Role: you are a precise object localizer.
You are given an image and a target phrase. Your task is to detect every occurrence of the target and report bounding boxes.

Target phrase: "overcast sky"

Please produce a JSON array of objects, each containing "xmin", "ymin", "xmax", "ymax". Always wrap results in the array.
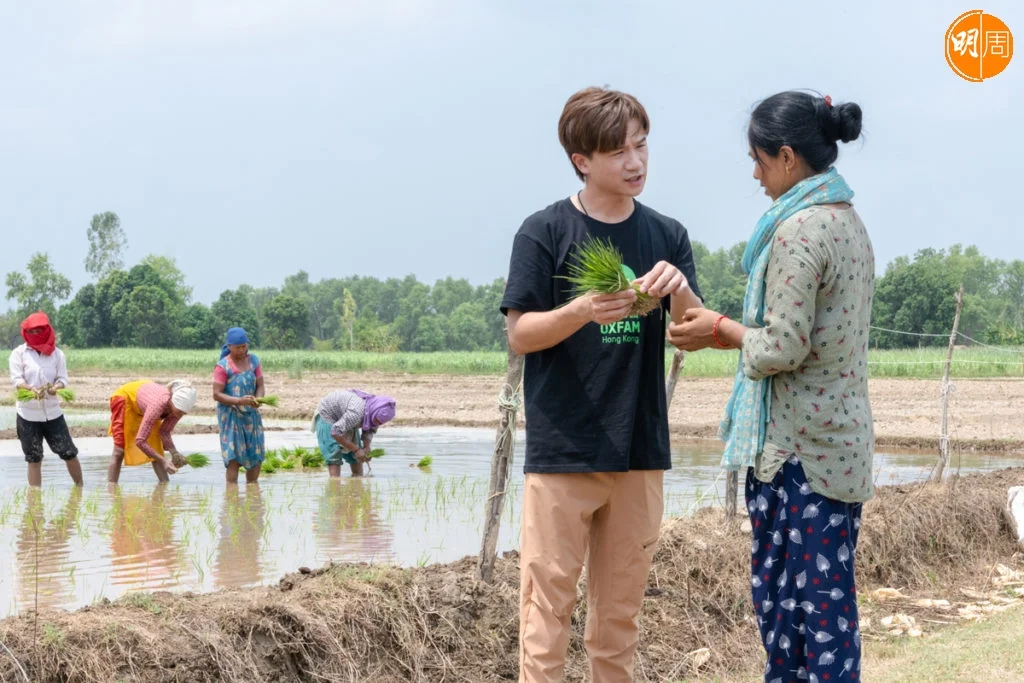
[{"xmin": 2, "ymin": 0, "xmax": 1020, "ymax": 305}]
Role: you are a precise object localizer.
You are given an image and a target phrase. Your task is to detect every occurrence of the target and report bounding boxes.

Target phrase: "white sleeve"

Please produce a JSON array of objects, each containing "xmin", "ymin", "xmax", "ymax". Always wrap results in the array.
[
  {"xmin": 9, "ymin": 347, "xmax": 24, "ymax": 388},
  {"xmin": 55, "ymin": 349, "xmax": 70, "ymax": 386}
]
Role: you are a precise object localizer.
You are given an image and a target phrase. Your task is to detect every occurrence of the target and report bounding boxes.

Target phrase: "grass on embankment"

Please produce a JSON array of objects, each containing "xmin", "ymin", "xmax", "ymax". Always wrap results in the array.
[
  {"xmin": 863, "ymin": 604, "xmax": 1024, "ymax": 682},
  {"xmin": 63, "ymin": 346, "xmax": 1024, "ymax": 379}
]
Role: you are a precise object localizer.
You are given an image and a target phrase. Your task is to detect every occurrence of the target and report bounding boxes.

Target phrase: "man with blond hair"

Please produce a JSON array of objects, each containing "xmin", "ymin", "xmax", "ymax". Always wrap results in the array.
[{"xmin": 500, "ymin": 86, "xmax": 703, "ymax": 682}]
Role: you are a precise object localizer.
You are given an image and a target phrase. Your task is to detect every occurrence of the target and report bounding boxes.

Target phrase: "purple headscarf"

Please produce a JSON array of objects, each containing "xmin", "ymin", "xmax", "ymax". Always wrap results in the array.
[{"xmin": 350, "ymin": 388, "xmax": 396, "ymax": 432}]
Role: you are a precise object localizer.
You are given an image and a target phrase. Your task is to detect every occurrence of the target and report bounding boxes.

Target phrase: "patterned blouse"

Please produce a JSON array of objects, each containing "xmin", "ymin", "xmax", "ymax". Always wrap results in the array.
[
  {"xmin": 317, "ymin": 390, "xmax": 366, "ymax": 439},
  {"xmin": 135, "ymin": 382, "xmax": 182, "ymax": 460},
  {"xmin": 741, "ymin": 205, "xmax": 876, "ymax": 503}
]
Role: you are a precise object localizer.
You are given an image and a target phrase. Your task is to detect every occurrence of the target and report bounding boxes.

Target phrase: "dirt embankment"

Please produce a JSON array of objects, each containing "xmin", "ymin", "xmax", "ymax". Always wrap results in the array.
[
  {"xmin": 0, "ymin": 468, "xmax": 1021, "ymax": 682},
  {"xmin": 4, "ymin": 372, "xmax": 1023, "ymax": 453}
]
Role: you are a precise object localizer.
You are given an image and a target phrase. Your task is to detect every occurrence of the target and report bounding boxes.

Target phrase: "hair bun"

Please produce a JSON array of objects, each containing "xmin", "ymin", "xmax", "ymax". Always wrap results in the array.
[{"xmin": 818, "ymin": 99, "xmax": 862, "ymax": 144}]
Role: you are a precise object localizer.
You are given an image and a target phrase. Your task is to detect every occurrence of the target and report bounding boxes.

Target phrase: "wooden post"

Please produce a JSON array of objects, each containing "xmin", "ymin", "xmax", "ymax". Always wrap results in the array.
[
  {"xmin": 933, "ymin": 284, "xmax": 964, "ymax": 483},
  {"xmin": 725, "ymin": 471, "xmax": 739, "ymax": 517},
  {"xmin": 479, "ymin": 345, "xmax": 525, "ymax": 583},
  {"xmin": 665, "ymin": 348, "xmax": 686, "ymax": 408}
]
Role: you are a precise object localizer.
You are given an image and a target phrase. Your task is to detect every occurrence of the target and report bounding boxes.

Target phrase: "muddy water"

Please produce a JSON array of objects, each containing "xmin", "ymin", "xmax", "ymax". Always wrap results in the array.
[{"xmin": 0, "ymin": 426, "xmax": 1017, "ymax": 618}]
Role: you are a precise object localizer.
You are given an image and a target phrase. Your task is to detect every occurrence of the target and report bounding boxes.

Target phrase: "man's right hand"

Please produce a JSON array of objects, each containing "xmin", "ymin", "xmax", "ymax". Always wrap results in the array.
[{"xmin": 575, "ymin": 290, "xmax": 637, "ymax": 325}]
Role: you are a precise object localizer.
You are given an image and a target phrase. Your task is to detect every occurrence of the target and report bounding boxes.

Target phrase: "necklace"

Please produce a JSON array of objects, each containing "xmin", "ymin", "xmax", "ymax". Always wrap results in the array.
[{"xmin": 576, "ymin": 191, "xmax": 590, "ymax": 217}]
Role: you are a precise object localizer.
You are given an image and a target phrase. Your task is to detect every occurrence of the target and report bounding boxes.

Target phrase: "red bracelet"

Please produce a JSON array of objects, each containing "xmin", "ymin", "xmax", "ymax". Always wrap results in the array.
[{"xmin": 712, "ymin": 315, "xmax": 729, "ymax": 348}]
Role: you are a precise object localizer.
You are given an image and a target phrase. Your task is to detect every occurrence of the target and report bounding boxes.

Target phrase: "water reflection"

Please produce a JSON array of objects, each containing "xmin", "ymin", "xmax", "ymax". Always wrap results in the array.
[
  {"xmin": 314, "ymin": 478, "xmax": 394, "ymax": 563},
  {"xmin": 16, "ymin": 487, "xmax": 81, "ymax": 612},
  {"xmin": 0, "ymin": 427, "xmax": 1018, "ymax": 618},
  {"xmin": 108, "ymin": 483, "xmax": 181, "ymax": 589},
  {"xmin": 214, "ymin": 484, "xmax": 267, "ymax": 588}
]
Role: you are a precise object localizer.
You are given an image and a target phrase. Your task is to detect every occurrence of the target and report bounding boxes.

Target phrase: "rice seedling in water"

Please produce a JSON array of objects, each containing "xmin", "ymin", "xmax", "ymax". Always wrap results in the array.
[
  {"xmin": 417, "ymin": 456, "xmax": 433, "ymax": 469},
  {"xmin": 301, "ymin": 448, "xmax": 324, "ymax": 468},
  {"xmin": 558, "ymin": 237, "xmax": 660, "ymax": 317},
  {"xmin": 185, "ymin": 453, "xmax": 210, "ymax": 468},
  {"xmin": 255, "ymin": 395, "xmax": 279, "ymax": 407}
]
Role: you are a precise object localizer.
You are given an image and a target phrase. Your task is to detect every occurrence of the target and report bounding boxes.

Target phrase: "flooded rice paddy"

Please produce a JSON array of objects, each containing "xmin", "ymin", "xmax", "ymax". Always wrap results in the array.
[{"xmin": 0, "ymin": 417, "xmax": 1018, "ymax": 618}]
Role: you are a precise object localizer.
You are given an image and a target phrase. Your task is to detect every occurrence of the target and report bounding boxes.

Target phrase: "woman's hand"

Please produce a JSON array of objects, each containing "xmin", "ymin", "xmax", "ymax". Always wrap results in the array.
[
  {"xmin": 170, "ymin": 451, "xmax": 188, "ymax": 469},
  {"xmin": 238, "ymin": 395, "xmax": 259, "ymax": 408},
  {"xmin": 668, "ymin": 308, "xmax": 728, "ymax": 351}
]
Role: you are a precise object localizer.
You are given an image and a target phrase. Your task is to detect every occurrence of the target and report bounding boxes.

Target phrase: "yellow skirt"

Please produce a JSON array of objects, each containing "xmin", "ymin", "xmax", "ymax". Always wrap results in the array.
[{"xmin": 109, "ymin": 380, "xmax": 165, "ymax": 466}]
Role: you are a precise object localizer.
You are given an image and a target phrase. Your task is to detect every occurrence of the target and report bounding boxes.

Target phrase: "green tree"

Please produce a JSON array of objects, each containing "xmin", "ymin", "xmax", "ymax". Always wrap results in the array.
[
  {"xmin": 474, "ymin": 278, "xmax": 508, "ymax": 350},
  {"xmin": 431, "ymin": 277, "xmax": 474, "ymax": 317},
  {"xmin": 140, "ymin": 254, "xmax": 193, "ymax": 303},
  {"xmin": 0, "ymin": 312, "xmax": 22, "ymax": 348},
  {"xmin": 180, "ymin": 304, "xmax": 220, "ymax": 349},
  {"xmin": 85, "ymin": 211, "xmax": 128, "ymax": 279},
  {"xmin": 262, "ymin": 294, "xmax": 310, "ymax": 349},
  {"xmin": 237, "ymin": 284, "xmax": 277, "ymax": 342},
  {"xmin": 449, "ymin": 301, "xmax": 491, "ymax": 350},
  {"xmin": 5, "ymin": 252, "xmax": 73, "ymax": 318},
  {"xmin": 411, "ymin": 314, "xmax": 447, "ymax": 351},
  {"xmin": 872, "ymin": 245, "xmax": 1001, "ymax": 349},
  {"xmin": 211, "ymin": 289, "xmax": 261, "ymax": 346},
  {"xmin": 111, "ymin": 285, "xmax": 178, "ymax": 347},
  {"xmin": 693, "ymin": 241, "xmax": 746, "ymax": 322},
  {"xmin": 392, "ymin": 280, "xmax": 430, "ymax": 349},
  {"xmin": 336, "ymin": 288, "xmax": 358, "ymax": 350}
]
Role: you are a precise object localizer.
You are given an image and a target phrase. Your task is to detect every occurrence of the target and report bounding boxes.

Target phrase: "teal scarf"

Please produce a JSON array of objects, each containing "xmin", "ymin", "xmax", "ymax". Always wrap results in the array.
[{"xmin": 719, "ymin": 167, "xmax": 854, "ymax": 471}]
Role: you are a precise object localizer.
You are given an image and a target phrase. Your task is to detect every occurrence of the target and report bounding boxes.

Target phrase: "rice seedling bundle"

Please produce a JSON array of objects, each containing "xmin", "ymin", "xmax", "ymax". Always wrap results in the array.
[
  {"xmin": 255, "ymin": 395, "xmax": 279, "ymax": 407},
  {"xmin": 185, "ymin": 453, "xmax": 210, "ymax": 468},
  {"xmin": 417, "ymin": 456, "xmax": 433, "ymax": 469},
  {"xmin": 15, "ymin": 388, "xmax": 37, "ymax": 402},
  {"xmin": 368, "ymin": 448, "xmax": 386, "ymax": 459},
  {"xmin": 558, "ymin": 237, "xmax": 661, "ymax": 317},
  {"xmin": 56, "ymin": 388, "xmax": 75, "ymax": 402},
  {"xmin": 301, "ymin": 448, "xmax": 324, "ymax": 468}
]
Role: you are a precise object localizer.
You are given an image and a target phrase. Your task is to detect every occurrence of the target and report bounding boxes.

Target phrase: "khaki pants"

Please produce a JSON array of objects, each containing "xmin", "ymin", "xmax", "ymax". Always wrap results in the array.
[{"xmin": 518, "ymin": 470, "xmax": 664, "ymax": 683}]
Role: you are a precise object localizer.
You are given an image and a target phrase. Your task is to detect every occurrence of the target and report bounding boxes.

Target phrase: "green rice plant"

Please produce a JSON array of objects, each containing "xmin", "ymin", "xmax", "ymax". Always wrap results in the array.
[
  {"xmin": 368, "ymin": 448, "xmax": 386, "ymax": 459},
  {"xmin": 256, "ymin": 395, "xmax": 279, "ymax": 407},
  {"xmin": 301, "ymin": 447, "xmax": 324, "ymax": 468},
  {"xmin": 417, "ymin": 456, "xmax": 433, "ymax": 469},
  {"xmin": 260, "ymin": 449, "xmax": 284, "ymax": 475},
  {"xmin": 185, "ymin": 453, "xmax": 210, "ymax": 468},
  {"xmin": 279, "ymin": 456, "xmax": 297, "ymax": 470},
  {"xmin": 56, "ymin": 387, "xmax": 74, "ymax": 402},
  {"xmin": 15, "ymin": 388, "xmax": 37, "ymax": 401},
  {"xmin": 557, "ymin": 237, "xmax": 660, "ymax": 317}
]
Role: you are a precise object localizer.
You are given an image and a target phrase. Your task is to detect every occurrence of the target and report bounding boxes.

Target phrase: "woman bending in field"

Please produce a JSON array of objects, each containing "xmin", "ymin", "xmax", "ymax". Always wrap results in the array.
[{"xmin": 312, "ymin": 388, "xmax": 396, "ymax": 477}]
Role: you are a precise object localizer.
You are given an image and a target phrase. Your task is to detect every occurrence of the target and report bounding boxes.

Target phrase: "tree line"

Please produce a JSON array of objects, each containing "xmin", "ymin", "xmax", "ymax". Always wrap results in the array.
[{"xmin": 3, "ymin": 212, "xmax": 1024, "ymax": 351}]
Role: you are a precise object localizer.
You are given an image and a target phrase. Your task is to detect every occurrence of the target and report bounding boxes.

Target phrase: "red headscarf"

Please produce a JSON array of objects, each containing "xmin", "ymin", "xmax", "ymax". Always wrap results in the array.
[{"xmin": 21, "ymin": 311, "xmax": 56, "ymax": 356}]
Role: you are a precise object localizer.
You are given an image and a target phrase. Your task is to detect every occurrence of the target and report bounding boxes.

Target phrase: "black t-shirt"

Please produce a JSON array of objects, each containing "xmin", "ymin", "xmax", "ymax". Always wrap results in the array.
[{"xmin": 500, "ymin": 198, "xmax": 702, "ymax": 474}]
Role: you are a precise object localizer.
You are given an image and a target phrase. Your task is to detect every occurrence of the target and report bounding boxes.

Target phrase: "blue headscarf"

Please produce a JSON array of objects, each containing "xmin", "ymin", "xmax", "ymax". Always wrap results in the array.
[{"xmin": 220, "ymin": 327, "xmax": 250, "ymax": 359}]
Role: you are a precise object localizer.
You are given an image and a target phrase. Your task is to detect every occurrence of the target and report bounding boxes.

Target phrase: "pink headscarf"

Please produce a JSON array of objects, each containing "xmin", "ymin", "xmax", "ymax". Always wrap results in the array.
[{"xmin": 350, "ymin": 389, "xmax": 396, "ymax": 432}]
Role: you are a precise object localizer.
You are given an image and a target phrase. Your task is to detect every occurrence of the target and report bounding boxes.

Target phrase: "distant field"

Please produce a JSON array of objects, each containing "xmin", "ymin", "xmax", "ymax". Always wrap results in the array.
[{"xmin": 64, "ymin": 347, "xmax": 1024, "ymax": 379}]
